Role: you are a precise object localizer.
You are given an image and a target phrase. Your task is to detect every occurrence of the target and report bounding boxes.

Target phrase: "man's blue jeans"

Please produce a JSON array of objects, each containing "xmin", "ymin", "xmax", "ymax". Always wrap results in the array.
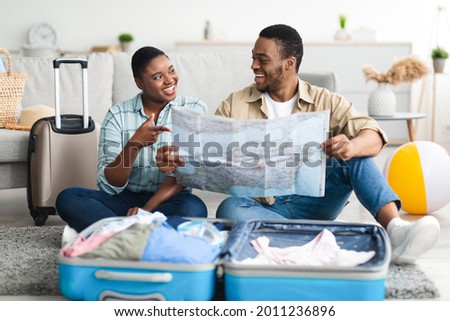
[
  {"xmin": 216, "ymin": 157, "xmax": 401, "ymax": 222},
  {"xmin": 56, "ymin": 188, "xmax": 207, "ymax": 232}
]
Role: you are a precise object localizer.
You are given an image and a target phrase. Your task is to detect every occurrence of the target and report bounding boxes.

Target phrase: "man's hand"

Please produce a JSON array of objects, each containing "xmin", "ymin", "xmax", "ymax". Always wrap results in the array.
[
  {"xmin": 321, "ymin": 134, "xmax": 356, "ymax": 160},
  {"xmin": 131, "ymin": 113, "xmax": 171, "ymax": 148},
  {"xmin": 155, "ymin": 145, "xmax": 184, "ymax": 173}
]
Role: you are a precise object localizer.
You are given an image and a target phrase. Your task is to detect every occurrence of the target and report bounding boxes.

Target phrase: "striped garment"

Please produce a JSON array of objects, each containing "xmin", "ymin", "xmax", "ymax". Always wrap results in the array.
[{"xmin": 97, "ymin": 93, "xmax": 207, "ymax": 195}]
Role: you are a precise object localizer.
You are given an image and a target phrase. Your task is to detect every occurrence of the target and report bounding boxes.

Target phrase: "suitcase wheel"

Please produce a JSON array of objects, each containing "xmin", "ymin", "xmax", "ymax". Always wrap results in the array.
[
  {"xmin": 34, "ymin": 215, "xmax": 47, "ymax": 226},
  {"xmin": 31, "ymin": 207, "xmax": 55, "ymax": 226}
]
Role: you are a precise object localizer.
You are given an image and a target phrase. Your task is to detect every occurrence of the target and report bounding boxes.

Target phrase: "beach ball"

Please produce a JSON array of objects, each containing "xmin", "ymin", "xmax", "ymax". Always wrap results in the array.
[{"xmin": 383, "ymin": 141, "xmax": 450, "ymax": 214}]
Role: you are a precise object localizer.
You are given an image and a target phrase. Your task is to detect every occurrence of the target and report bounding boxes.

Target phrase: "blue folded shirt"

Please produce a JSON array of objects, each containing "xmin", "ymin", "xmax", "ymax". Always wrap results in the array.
[{"xmin": 141, "ymin": 221, "xmax": 221, "ymax": 264}]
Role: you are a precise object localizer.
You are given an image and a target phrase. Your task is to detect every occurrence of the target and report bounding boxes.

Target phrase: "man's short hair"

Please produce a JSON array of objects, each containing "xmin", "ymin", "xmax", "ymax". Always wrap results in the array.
[
  {"xmin": 259, "ymin": 24, "xmax": 303, "ymax": 72},
  {"xmin": 131, "ymin": 46, "xmax": 168, "ymax": 78}
]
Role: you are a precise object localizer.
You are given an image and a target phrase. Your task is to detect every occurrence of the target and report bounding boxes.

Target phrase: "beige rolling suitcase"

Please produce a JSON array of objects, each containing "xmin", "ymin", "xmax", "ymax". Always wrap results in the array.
[{"xmin": 27, "ymin": 58, "xmax": 100, "ymax": 226}]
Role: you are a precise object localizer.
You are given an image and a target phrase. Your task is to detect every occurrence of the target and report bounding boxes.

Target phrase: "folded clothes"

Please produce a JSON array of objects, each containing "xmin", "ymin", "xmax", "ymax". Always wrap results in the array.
[
  {"xmin": 236, "ymin": 229, "xmax": 376, "ymax": 267},
  {"xmin": 61, "ymin": 211, "xmax": 167, "ymax": 258},
  {"xmin": 141, "ymin": 222, "xmax": 221, "ymax": 264},
  {"xmin": 62, "ymin": 213, "xmax": 221, "ymax": 264},
  {"xmin": 80, "ymin": 222, "xmax": 160, "ymax": 260}
]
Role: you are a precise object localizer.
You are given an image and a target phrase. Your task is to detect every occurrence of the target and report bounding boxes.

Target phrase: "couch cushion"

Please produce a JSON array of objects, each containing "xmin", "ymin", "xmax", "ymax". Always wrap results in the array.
[
  {"xmin": 0, "ymin": 162, "xmax": 27, "ymax": 189},
  {"xmin": 0, "ymin": 129, "xmax": 29, "ymax": 162},
  {"xmin": 112, "ymin": 52, "xmax": 140, "ymax": 105},
  {"xmin": 169, "ymin": 51, "xmax": 254, "ymax": 114},
  {"xmin": 6, "ymin": 57, "xmax": 55, "ymax": 110},
  {"xmin": 88, "ymin": 53, "xmax": 115, "ymax": 122}
]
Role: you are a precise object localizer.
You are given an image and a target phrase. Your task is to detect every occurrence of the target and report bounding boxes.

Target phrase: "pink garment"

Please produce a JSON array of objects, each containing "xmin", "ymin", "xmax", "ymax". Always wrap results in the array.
[
  {"xmin": 239, "ymin": 229, "xmax": 375, "ymax": 267},
  {"xmin": 61, "ymin": 232, "xmax": 115, "ymax": 258},
  {"xmin": 60, "ymin": 211, "xmax": 167, "ymax": 258}
]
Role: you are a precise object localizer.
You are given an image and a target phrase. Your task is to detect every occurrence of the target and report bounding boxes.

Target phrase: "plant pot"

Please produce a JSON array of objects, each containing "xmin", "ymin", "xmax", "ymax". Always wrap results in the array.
[
  {"xmin": 433, "ymin": 58, "xmax": 446, "ymax": 73},
  {"xmin": 334, "ymin": 29, "xmax": 350, "ymax": 41},
  {"xmin": 368, "ymin": 82, "xmax": 396, "ymax": 117},
  {"xmin": 120, "ymin": 41, "xmax": 131, "ymax": 53}
]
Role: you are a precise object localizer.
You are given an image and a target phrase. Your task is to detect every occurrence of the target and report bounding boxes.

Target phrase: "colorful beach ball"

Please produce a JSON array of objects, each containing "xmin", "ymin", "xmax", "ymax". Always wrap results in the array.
[{"xmin": 383, "ymin": 141, "xmax": 450, "ymax": 214}]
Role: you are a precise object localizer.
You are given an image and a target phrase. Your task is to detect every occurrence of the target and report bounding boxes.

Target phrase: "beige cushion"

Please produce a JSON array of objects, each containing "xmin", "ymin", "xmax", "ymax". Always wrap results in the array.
[
  {"xmin": 112, "ymin": 52, "xmax": 139, "ymax": 105},
  {"xmin": 0, "ymin": 128, "xmax": 29, "ymax": 162},
  {"xmin": 170, "ymin": 51, "xmax": 254, "ymax": 114}
]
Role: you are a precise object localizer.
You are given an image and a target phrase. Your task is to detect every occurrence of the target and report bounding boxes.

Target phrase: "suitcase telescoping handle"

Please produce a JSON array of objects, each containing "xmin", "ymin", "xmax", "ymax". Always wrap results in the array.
[{"xmin": 53, "ymin": 58, "xmax": 89, "ymax": 129}]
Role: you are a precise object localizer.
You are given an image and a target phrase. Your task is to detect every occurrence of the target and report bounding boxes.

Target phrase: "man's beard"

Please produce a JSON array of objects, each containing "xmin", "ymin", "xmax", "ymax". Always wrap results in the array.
[{"xmin": 258, "ymin": 66, "xmax": 284, "ymax": 92}]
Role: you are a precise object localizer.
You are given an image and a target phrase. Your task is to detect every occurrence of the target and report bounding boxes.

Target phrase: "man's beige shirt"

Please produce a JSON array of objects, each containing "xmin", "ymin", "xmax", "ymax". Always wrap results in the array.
[{"xmin": 214, "ymin": 79, "xmax": 388, "ymax": 205}]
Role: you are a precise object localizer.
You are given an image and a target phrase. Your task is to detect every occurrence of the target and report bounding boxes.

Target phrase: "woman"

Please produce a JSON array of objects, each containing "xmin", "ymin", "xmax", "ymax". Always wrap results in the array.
[{"xmin": 56, "ymin": 46, "xmax": 208, "ymax": 232}]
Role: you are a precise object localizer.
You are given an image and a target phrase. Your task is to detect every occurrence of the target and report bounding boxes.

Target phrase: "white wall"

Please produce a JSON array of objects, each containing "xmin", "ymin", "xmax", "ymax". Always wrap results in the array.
[
  {"xmin": 1, "ymin": 0, "xmax": 449, "ymax": 147},
  {"xmin": 1, "ymin": 0, "xmax": 448, "ymax": 58}
]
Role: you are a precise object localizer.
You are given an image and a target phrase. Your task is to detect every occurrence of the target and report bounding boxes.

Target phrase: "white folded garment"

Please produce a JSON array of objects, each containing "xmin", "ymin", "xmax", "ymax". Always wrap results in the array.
[{"xmin": 236, "ymin": 228, "xmax": 375, "ymax": 267}]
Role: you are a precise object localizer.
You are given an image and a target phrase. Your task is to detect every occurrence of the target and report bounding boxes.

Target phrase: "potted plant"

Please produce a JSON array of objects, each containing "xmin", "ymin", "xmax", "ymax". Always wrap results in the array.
[
  {"xmin": 118, "ymin": 33, "xmax": 134, "ymax": 52},
  {"xmin": 431, "ymin": 47, "xmax": 448, "ymax": 73},
  {"xmin": 335, "ymin": 14, "xmax": 350, "ymax": 41}
]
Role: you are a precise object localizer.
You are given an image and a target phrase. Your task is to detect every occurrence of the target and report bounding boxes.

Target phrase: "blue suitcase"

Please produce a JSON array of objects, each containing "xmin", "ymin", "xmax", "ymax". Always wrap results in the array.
[
  {"xmin": 221, "ymin": 220, "xmax": 391, "ymax": 301},
  {"xmin": 58, "ymin": 216, "xmax": 229, "ymax": 301},
  {"xmin": 59, "ymin": 218, "xmax": 389, "ymax": 301}
]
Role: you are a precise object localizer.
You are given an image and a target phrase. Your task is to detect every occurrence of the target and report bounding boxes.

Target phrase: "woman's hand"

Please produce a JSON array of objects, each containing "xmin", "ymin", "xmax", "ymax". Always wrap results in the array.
[
  {"xmin": 155, "ymin": 145, "xmax": 184, "ymax": 173},
  {"xmin": 131, "ymin": 113, "xmax": 172, "ymax": 148}
]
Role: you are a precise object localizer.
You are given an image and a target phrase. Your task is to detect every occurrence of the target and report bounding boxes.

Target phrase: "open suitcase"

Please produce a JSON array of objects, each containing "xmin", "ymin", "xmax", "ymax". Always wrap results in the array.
[
  {"xmin": 222, "ymin": 220, "xmax": 391, "ymax": 301},
  {"xmin": 59, "ymin": 216, "xmax": 231, "ymax": 301},
  {"xmin": 27, "ymin": 58, "xmax": 99, "ymax": 226},
  {"xmin": 59, "ymin": 216, "xmax": 390, "ymax": 301}
]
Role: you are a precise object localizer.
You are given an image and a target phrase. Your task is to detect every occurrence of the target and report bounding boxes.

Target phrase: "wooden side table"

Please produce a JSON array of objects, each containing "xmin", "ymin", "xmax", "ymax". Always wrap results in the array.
[{"xmin": 371, "ymin": 112, "xmax": 427, "ymax": 142}]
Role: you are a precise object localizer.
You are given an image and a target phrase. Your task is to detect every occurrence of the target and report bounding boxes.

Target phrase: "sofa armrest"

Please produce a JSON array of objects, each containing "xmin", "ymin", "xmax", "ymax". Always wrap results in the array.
[{"xmin": 299, "ymin": 71, "xmax": 340, "ymax": 93}]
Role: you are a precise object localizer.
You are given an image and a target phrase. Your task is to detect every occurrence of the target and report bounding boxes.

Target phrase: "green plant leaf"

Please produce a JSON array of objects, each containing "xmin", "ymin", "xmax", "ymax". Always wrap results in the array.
[
  {"xmin": 339, "ymin": 14, "xmax": 346, "ymax": 29},
  {"xmin": 431, "ymin": 47, "xmax": 449, "ymax": 59},
  {"xmin": 118, "ymin": 33, "xmax": 134, "ymax": 42}
]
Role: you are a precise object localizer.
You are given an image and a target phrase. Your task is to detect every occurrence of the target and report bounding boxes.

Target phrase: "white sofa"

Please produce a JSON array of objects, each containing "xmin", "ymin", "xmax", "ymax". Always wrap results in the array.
[{"xmin": 0, "ymin": 51, "xmax": 338, "ymax": 191}]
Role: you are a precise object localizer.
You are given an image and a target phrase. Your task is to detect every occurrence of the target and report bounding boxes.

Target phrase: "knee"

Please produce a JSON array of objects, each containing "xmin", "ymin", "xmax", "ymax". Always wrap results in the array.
[
  {"xmin": 216, "ymin": 197, "xmax": 245, "ymax": 221},
  {"xmin": 55, "ymin": 187, "xmax": 87, "ymax": 218},
  {"xmin": 55, "ymin": 188, "xmax": 74, "ymax": 213},
  {"xmin": 182, "ymin": 194, "xmax": 208, "ymax": 218}
]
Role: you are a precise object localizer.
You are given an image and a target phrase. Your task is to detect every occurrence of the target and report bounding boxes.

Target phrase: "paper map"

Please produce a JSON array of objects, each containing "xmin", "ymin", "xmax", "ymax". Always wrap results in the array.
[{"xmin": 171, "ymin": 107, "xmax": 330, "ymax": 197}]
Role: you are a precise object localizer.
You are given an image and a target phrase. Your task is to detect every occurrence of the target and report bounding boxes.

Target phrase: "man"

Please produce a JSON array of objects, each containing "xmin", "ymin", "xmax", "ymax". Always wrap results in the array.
[{"xmin": 157, "ymin": 24, "xmax": 439, "ymax": 264}]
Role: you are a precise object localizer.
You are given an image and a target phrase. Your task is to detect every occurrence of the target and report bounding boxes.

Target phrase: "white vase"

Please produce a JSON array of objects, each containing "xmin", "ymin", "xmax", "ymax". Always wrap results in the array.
[
  {"xmin": 368, "ymin": 82, "xmax": 396, "ymax": 117},
  {"xmin": 334, "ymin": 28, "xmax": 350, "ymax": 41},
  {"xmin": 120, "ymin": 41, "xmax": 131, "ymax": 52}
]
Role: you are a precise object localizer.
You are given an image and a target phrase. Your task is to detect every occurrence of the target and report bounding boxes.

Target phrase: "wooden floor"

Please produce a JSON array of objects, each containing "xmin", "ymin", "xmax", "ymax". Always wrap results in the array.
[{"xmin": 0, "ymin": 146, "xmax": 449, "ymax": 300}]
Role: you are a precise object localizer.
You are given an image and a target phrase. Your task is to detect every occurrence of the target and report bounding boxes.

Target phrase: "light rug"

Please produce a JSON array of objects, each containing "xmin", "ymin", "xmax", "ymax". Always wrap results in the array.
[
  {"xmin": 0, "ymin": 225, "xmax": 440, "ymax": 299},
  {"xmin": 385, "ymin": 263, "xmax": 440, "ymax": 300}
]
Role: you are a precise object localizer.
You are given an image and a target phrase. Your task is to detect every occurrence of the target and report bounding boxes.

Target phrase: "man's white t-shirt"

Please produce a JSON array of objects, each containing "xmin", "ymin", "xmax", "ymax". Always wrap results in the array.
[{"xmin": 264, "ymin": 92, "xmax": 298, "ymax": 119}]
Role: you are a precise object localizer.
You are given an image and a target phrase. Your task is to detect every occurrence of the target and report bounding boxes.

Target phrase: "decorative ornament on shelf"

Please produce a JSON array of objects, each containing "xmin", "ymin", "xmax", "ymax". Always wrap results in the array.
[
  {"xmin": 204, "ymin": 20, "xmax": 211, "ymax": 40},
  {"xmin": 334, "ymin": 14, "xmax": 350, "ymax": 41},
  {"xmin": 362, "ymin": 56, "xmax": 430, "ymax": 116},
  {"xmin": 118, "ymin": 33, "xmax": 134, "ymax": 52},
  {"xmin": 22, "ymin": 22, "xmax": 60, "ymax": 57},
  {"xmin": 431, "ymin": 46, "xmax": 448, "ymax": 73}
]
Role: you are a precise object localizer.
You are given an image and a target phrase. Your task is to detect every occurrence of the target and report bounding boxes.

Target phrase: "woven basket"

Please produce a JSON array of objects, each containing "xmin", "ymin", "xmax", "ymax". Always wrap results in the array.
[{"xmin": 0, "ymin": 48, "xmax": 27, "ymax": 128}]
